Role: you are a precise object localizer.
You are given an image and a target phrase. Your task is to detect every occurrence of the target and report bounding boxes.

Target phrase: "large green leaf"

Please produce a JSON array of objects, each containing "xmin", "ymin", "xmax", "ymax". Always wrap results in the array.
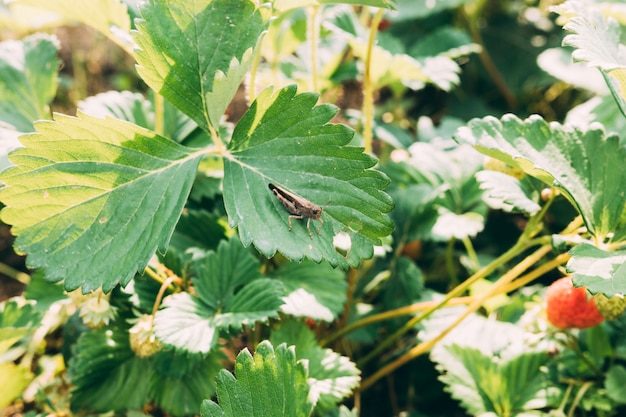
[
  {"xmin": 79, "ymin": 90, "xmax": 198, "ymax": 143},
  {"xmin": 201, "ymin": 341, "xmax": 313, "ymax": 417},
  {"xmin": 0, "ymin": 34, "xmax": 58, "ymax": 132},
  {"xmin": 567, "ymin": 244, "xmax": 626, "ymax": 296},
  {"xmin": 223, "ymin": 85, "xmax": 393, "ymax": 268},
  {"xmin": 69, "ymin": 325, "xmax": 222, "ymax": 416},
  {"xmin": 0, "ymin": 114, "xmax": 205, "ymax": 292},
  {"xmin": 14, "ymin": 0, "xmax": 132, "ymax": 53},
  {"xmin": 553, "ymin": 0, "xmax": 626, "ymax": 117},
  {"xmin": 436, "ymin": 345, "xmax": 550, "ymax": 417},
  {"xmin": 456, "ymin": 114, "xmax": 626, "ymax": 241},
  {"xmin": 134, "ymin": 0, "xmax": 269, "ymax": 132},
  {"xmin": 154, "ymin": 238, "xmax": 284, "ymax": 353},
  {"xmin": 271, "ymin": 261, "xmax": 346, "ymax": 322},
  {"xmin": 271, "ymin": 320, "xmax": 360, "ymax": 410}
]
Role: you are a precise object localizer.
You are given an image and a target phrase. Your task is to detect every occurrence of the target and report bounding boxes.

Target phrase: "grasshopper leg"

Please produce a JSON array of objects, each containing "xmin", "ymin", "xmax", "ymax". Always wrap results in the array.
[{"xmin": 288, "ymin": 215, "xmax": 304, "ymax": 230}]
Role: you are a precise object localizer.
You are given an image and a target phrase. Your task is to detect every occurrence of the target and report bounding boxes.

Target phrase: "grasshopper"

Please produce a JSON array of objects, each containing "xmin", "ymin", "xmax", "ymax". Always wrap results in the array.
[{"xmin": 269, "ymin": 183, "xmax": 323, "ymax": 237}]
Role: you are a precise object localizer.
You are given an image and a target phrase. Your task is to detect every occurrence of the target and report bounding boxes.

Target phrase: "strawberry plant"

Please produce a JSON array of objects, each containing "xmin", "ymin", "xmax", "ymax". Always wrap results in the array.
[{"xmin": 0, "ymin": 0, "xmax": 625, "ymax": 416}]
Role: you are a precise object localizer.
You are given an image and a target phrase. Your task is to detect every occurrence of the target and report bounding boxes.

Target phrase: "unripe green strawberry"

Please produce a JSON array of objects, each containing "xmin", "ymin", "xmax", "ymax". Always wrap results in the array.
[
  {"xmin": 545, "ymin": 277, "xmax": 604, "ymax": 329},
  {"xmin": 593, "ymin": 293, "xmax": 626, "ymax": 320}
]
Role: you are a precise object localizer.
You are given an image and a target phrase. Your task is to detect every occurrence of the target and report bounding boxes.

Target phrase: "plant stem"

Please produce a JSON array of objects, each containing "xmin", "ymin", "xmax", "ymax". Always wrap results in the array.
[
  {"xmin": 357, "ymin": 237, "xmax": 538, "ymax": 366},
  {"xmin": 567, "ymin": 382, "xmax": 593, "ymax": 417},
  {"xmin": 307, "ymin": 5, "xmax": 321, "ymax": 92},
  {"xmin": 462, "ymin": 236, "xmax": 480, "ymax": 272},
  {"xmin": 154, "ymin": 94, "xmax": 165, "ymax": 135},
  {"xmin": 360, "ymin": 244, "xmax": 554, "ymax": 390},
  {"xmin": 144, "ymin": 266, "xmax": 179, "ymax": 290},
  {"xmin": 362, "ymin": 8, "xmax": 385, "ymax": 154},
  {"xmin": 322, "ymin": 296, "xmax": 474, "ymax": 345},
  {"xmin": 445, "ymin": 238, "xmax": 458, "ymax": 285},
  {"xmin": 499, "ymin": 253, "xmax": 571, "ymax": 294},
  {"xmin": 0, "ymin": 262, "xmax": 30, "ymax": 284},
  {"xmin": 151, "ymin": 276, "xmax": 176, "ymax": 318}
]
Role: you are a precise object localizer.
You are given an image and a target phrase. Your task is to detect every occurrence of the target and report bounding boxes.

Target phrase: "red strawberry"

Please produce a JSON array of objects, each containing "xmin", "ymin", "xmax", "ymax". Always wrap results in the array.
[{"xmin": 546, "ymin": 277, "xmax": 604, "ymax": 329}]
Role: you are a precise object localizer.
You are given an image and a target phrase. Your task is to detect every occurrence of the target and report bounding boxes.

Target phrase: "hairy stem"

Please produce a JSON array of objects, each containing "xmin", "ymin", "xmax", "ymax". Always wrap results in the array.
[
  {"xmin": 307, "ymin": 5, "xmax": 321, "ymax": 92},
  {"xmin": 0, "ymin": 262, "xmax": 30, "ymax": 284}
]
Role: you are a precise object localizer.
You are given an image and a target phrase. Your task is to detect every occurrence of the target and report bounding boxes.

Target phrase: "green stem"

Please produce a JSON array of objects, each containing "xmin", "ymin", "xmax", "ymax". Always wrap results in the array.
[
  {"xmin": 362, "ymin": 9, "xmax": 385, "ymax": 154},
  {"xmin": 462, "ymin": 236, "xmax": 479, "ymax": 272},
  {"xmin": 307, "ymin": 5, "xmax": 321, "ymax": 92},
  {"xmin": 567, "ymin": 382, "xmax": 593, "ymax": 417},
  {"xmin": 445, "ymin": 238, "xmax": 457, "ymax": 285},
  {"xmin": 154, "ymin": 94, "xmax": 165, "ymax": 136}
]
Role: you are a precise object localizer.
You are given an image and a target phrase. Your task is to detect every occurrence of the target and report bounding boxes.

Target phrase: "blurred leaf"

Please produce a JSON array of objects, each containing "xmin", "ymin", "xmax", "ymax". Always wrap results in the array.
[
  {"xmin": 537, "ymin": 48, "xmax": 608, "ymax": 95},
  {"xmin": 476, "ymin": 171, "xmax": 541, "ymax": 215},
  {"xmin": 456, "ymin": 114, "xmax": 626, "ymax": 241},
  {"xmin": 383, "ymin": 257, "xmax": 424, "ymax": 309},
  {"xmin": 431, "ymin": 210, "xmax": 484, "ymax": 241},
  {"xmin": 154, "ymin": 238, "xmax": 284, "ymax": 353},
  {"xmin": 567, "ymin": 244, "xmax": 626, "ymax": 296},
  {"xmin": 271, "ymin": 320, "xmax": 360, "ymax": 411},
  {"xmin": 24, "ymin": 271, "xmax": 66, "ymax": 311},
  {"xmin": 200, "ymin": 341, "xmax": 313, "ymax": 417},
  {"xmin": 606, "ymin": 365, "xmax": 626, "ymax": 404},
  {"xmin": 14, "ymin": 0, "xmax": 132, "ymax": 52},
  {"xmin": 0, "ymin": 34, "xmax": 58, "ymax": 132},
  {"xmin": 390, "ymin": 0, "xmax": 471, "ymax": 21},
  {"xmin": 222, "ymin": 85, "xmax": 393, "ymax": 268},
  {"xmin": 272, "ymin": 261, "xmax": 346, "ymax": 322},
  {"xmin": 410, "ymin": 26, "xmax": 480, "ymax": 59},
  {"xmin": 554, "ymin": 0, "xmax": 626, "ymax": 117},
  {"xmin": 0, "ymin": 363, "xmax": 33, "ymax": 409},
  {"xmin": 0, "ymin": 114, "xmax": 204, "ymax": 292},
  {"xmin": 390, "ymin": 184, "xmax": 439, "ymax": 243},
  {"xmin": 134, "ymin": 0, "xmax": 269, "ymax": 132},
  {"xmin": 79, "ymin": 91, "xmax": 198, "ymax": 143}
]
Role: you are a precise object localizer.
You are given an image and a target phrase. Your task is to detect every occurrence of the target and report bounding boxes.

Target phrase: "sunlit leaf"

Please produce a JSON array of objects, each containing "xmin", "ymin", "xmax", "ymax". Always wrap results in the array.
[
  {"xmin": 79, "ymin": 90, "xmax": 198, "ymax": 143},
  {"xmin": 134, "ymin": 0, "xmax": 269, "ymax": 132},
  {"xmin": 0, "ymin": 363, "xmax": 33, "ymax": 409},
  {"xmin": 14, "ymin": 0, "xmax": 132, "ymax": 53},
  {"xmin": 0, "ymin": 114, "xmax": 204, "ymax": 292},
  {"xmin": 222, "ymin": 85, "xmax": 393, "ymax": 268},
  {"xmin": 537, "ymin": 47, "xmax": 608, "ymax": 95}
]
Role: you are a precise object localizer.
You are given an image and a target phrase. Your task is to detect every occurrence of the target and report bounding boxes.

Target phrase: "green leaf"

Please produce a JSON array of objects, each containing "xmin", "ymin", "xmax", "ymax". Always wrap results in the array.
[
  {"xmin": 0, "ymin": 113, "xmax": 205, "ymax": 292},
  {"xmin": 271, "ymin": 320, "xmax": 360, "ymax": 410},
  {"xmin": 0, "ymin": 34, "xmax": 59, "ymax": 132},
  {"xmin": 79, "ymin": 90, "xmax": 198, "ymax": 143},
  {"xmin": 69, "ymin": 326, "xmax": 152, "ymax": 411},
  {"xmin": 456, "ymin": 114, "xmax": 626, "ymax": 241},
  {"xmin": 134, "ymin": 0, "xmax": 269, "ymax": 132},
  {"xmin": 566, "ymin": 95, "xmax": 626, "ymax": 136},
  {"xmin": 271, "ymin": 261, "xmax": 346, "ymax": 322},
  {"xmin": 0, "ymin": 298, "xmax": 39, "ymax": 353},
  {"xmin": 435, "ymin": 345, "xmax": 550, "ymax": 417},
  {"xmin": 476, "ymin": 170, "xmax": 541, "ymax": 215},
  {"xmin": 567, "ymin": 244, "xmax": 626, "ymax": 296},
  {"xmin": 69, "ymin": 325, "xmax": 222, "ymax": 416},
  {"xmin": 154, "ymin": 238, "xmax": 284, "ymax": 353},
  {"xmin": 382, "ymin": 256, "xmax": 424, "ymax": 310},
  {"xmin": 14, "ymin": 0, "xmax": 132, "ymax": 53},
  {"xmin": 409, "ymin": 26, "xmax": 480, "ymax": 59},
  {"xmin": 223, "ymin": 85, "xmax": 393, "ymax": 268},
  {"xmin": 606, "ymin": 365, "xmax": 626, "ymax": 404},
  {"xmin": 24, "ymin": 271, "xmax": 66, "ymax": 311},
  {"xmin": 200, "ymin": 341, "xmax": 313, "ymax": 417},
  {"xmin": 553, "ymin": 0, "xmax": 626, "ymax": 117}
]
